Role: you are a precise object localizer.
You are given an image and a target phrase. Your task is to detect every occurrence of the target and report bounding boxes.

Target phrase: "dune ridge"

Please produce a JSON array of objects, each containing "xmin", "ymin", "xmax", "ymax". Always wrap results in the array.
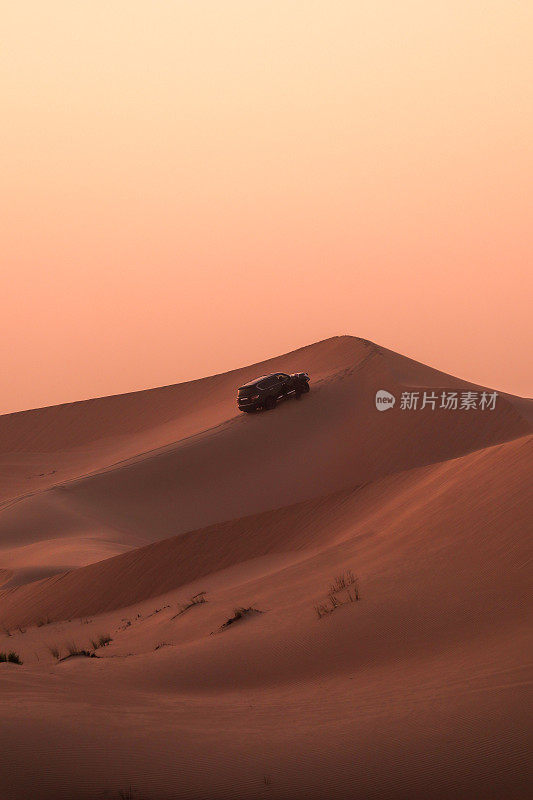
[{"xmin": 1, "ymin": 336, "xmax": 529, "ymax": 588}]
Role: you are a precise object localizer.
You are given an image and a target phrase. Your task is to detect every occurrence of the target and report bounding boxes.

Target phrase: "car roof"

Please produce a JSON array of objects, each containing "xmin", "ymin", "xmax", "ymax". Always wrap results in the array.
[{"xmin": 239, "ymin": 373, "xmax": 279, "ymax": 388}]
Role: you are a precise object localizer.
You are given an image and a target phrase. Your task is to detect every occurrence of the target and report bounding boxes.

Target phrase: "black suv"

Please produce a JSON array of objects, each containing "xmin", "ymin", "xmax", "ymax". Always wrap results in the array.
[{"xmin": 237, "ymin": 372, "xmax": 310, "ymax": 412}]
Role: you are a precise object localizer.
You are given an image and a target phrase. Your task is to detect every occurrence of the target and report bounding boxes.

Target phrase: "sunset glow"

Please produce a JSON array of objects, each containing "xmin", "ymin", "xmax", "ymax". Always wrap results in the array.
[{"xmin": 2, "ymin": 1, "xmax": 532, "ymax": 413}]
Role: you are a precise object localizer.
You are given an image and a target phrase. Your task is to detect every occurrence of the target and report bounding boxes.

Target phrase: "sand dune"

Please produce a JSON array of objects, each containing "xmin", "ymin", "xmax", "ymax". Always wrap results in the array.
[
  {"xmin": 0, "ymin": 336, "xmax": 529, "ymax": 585},
  {"xmin": 0, "ymin": 337, "xmax": 370, "ymax": 580},
  {"xmin": 1, "ymin": 432, "xmax": 531, "ymax": 629},
  {"xmin": 0, "ymin": 336, "xmax": 531, "ymax": 799}
]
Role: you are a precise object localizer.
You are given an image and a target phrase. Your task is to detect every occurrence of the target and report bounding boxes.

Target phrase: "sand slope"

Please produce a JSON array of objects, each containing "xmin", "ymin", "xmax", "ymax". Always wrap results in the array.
[
  {"xmin": 0, "ymin": 336, "xmax": 529, "ymax": 585},
  {"xmin": 0, "ymin": 336, "xmax": 531, "ymax": 800}
]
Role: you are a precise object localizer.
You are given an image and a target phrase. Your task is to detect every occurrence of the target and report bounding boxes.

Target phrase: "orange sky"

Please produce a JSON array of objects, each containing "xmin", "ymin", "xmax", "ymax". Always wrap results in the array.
[{"xmin": 2, "ymin": 1, "xmax": 532, "ymax": 414}]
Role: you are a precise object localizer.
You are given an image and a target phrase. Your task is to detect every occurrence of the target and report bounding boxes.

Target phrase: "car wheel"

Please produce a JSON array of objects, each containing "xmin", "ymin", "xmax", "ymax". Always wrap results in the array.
[
  {"xmin": 264, "ymin": 395, "xmax": 277, "ymax": 410},
  {"xmin": 295, "ymin": 381, "xmax": 308, "ymax": 398}
]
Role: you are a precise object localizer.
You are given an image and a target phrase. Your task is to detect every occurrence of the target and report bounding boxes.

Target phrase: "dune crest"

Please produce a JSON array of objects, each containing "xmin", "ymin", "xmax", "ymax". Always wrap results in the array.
[{"xmin": 1, "ymin": 336, "xmax": 530, "ymax": 587}]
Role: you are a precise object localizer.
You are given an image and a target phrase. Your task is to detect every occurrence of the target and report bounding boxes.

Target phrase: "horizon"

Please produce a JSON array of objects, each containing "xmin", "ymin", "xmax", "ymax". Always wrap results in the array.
[
  {"xmin": 3, "ymin": 1, "xmax": 532, "ymax": 414},
  {"xmin": 1, "ymin": 332, "xmax": 531, "ymax": 418}
]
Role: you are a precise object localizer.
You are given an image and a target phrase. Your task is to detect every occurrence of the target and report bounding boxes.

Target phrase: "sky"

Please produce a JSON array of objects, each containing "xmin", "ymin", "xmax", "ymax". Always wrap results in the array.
[{"xmin": 2, "ymin": 0, "xmax": 532, "ymax": 414}]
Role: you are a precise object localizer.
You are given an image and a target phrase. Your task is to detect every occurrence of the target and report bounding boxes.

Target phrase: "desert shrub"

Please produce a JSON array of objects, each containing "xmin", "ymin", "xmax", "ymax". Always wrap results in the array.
[
  {"xmin": 8, "ymin": 651, "xmax": 22, "ymax": 664},
  {"xmin": 316, "ymin": 569, "xmax": 360, "ymax": 619},
  {"xmin": 328, "ymin": 569, "xmax": 358, "ymax": 595},
  {"xmin": 48, "ymin": 644, "xmax": 61, "ymax": 660},
  {"xmin": 0, "ymin": 651, "xmax": 22, "ymax": 664},
  {"xmin": 220, "ymin": 607, "xmax": 263, "ymax": 630},
  {"xmin": 65, "ymin": 642, "xmax": 92, "ymax": 658},
  {"xmin": 314, "ymin": 602, "xmax": 330, "ymax": 619},
  {"xmin": 346, "ymin": 583, "xmax": 360, "ymax": 602},
  {"xmin": 171, "ymin": 591, "xmax": 207, "ymax": 620},
  {"xmin": 91, "ymin": 633, "xmax": 112, "ymax": 650}
]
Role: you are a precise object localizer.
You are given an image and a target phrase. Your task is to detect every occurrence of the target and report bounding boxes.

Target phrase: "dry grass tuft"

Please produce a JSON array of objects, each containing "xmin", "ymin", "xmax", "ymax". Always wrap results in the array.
[
  {"xmin": 219, "ymin": 606, "xmax": 264, "ymax": 631},
  {"xmin": 0, "ymin": 651, "xmax": 23, "ymax": 664},
  {"xmin": 63, "ymin": 642, "xmax": 93, "ymax": 659},
  {"xmin": 171, "ymin": 591, "xmax": 208, "ymax": 620},
  {"xmin": 328, "ymin": 569, "xmax": 358, "ymax": 596},
  {"xmin": 315, "ymin": 570, "xmax": 360, "ymax": 618},
  {"xmin": 90, "ymin": 633, "xmax": 112, "ymax": 650}
]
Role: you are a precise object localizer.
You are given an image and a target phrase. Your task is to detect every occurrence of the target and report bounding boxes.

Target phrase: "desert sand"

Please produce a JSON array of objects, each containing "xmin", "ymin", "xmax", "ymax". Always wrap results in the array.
[{"xmin": 0, "ymin": 335, "xmax": 531, "ymax": 800}]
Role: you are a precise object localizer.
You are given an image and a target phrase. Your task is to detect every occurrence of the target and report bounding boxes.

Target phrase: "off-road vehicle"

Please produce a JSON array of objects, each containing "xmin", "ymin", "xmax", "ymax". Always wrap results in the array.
[{"xmin": 237, "ymin": 372, "xmax": 310, "ymax": 412}]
